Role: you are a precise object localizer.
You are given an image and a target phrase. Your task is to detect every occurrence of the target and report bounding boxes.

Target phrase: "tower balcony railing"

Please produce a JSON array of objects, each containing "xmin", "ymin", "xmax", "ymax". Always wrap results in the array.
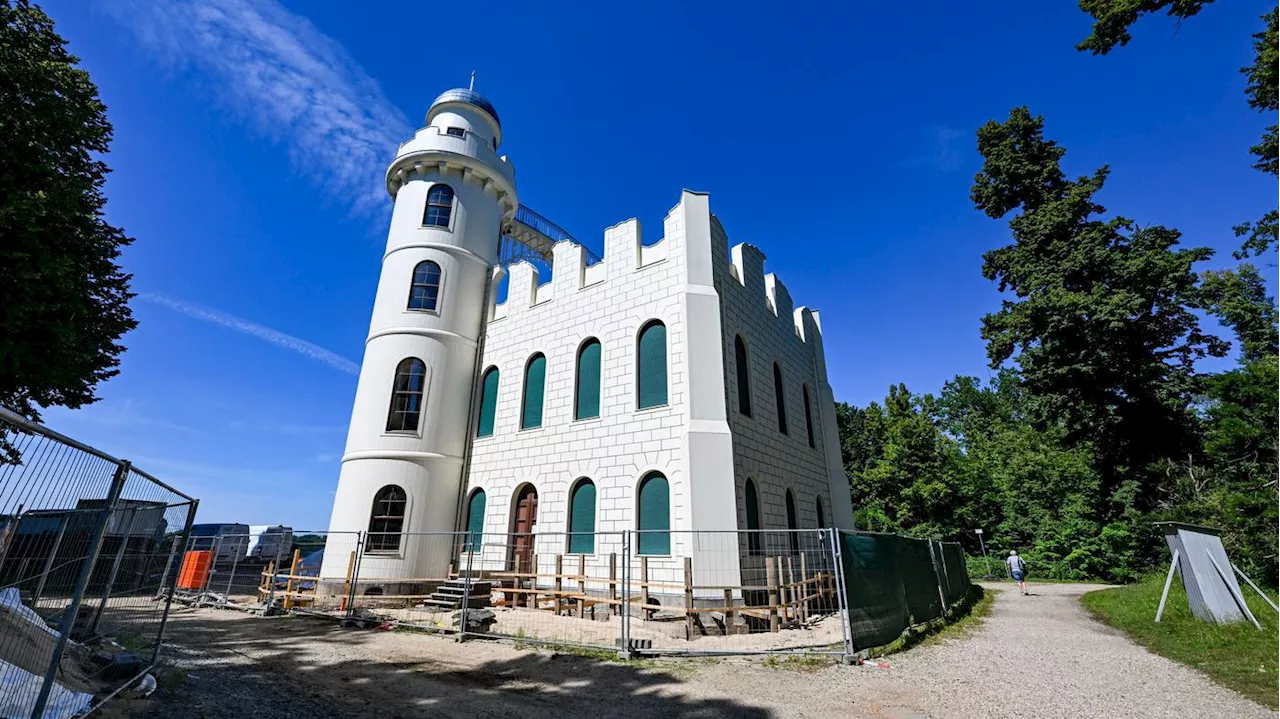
[{"xmin": 501, "ymin": 205, "xmax": 602, "ymax": 283}]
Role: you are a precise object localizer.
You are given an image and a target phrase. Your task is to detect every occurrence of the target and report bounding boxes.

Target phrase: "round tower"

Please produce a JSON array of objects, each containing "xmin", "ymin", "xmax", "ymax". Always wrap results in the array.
[{"xmin": 322, "ymin": 88, "xmax": 516, "ymax": 583}]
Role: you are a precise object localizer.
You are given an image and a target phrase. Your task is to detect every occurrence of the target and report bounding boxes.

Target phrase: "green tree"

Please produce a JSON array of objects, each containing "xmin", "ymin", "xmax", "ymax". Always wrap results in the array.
[
  {"xmin": 1076, "ymin": 0, "xmax": 1214, "ymax": 55},
  {"xmin": 0, "ymin": 0, "xmax": 135, "ymax": 456},
  {"xmin": 971, "ymin": 107, "xmax": 1225, "ymax": 514}
]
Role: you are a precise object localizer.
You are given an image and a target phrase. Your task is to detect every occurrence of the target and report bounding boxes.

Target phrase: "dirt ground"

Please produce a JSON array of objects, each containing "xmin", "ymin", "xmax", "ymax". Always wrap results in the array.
[{"xmin": 114, "ymin": 583, "xmax": 1277, "ymax": 719}]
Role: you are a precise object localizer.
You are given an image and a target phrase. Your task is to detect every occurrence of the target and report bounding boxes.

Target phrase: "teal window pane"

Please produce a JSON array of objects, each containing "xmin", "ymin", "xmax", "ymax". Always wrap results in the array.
[
  {"xmin": 568, "ymin": 481, "xmax": 596, "ymax": 554},
  {"xmin": 735, "ymin": 336, "xmax": 751, "ymax": 416},
  {"xmin": 521, "ymin": 354, "xmax": 546, "ymax": 429},
  {"xmin": 773, "ymin": 363, "xmax": 788, "ymax": 434},
  {"xmin": 637, "ymin": 472, "xmax": 670, "ymax": 555},
  {"xmin": 575, "ymin": 340, "xmax": 602, "ymax": 420},
  {"xmin": 476, "ymin": 368, "xmax": 499, "ymax": 437},
  {"xmin": 465, "ymin": 490, "xmax": 486, "ymax": 551},
  {"xmin": 637, "ymin": 322, "xmax": 667, "ymax": 409}
]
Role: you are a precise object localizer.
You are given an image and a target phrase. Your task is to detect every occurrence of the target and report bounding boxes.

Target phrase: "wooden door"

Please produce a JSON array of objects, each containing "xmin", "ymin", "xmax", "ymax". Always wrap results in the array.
[{"xmin": 509, "ymin": 485, "xmax": 538, "ymax": 574}]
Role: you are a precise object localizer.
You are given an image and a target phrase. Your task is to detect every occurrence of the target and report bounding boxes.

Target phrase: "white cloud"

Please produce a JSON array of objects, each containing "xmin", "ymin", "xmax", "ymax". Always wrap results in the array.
[
  {"xmin": 139, "ymin": 293, "xmax": 359, "ymax": 375},
  {"xmin": 100, "ymin": 0, "xmax": 412, "ymax": 214}
]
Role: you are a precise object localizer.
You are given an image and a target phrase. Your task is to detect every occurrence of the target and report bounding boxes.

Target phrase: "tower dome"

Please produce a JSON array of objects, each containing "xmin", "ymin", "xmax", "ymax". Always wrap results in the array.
[{"xmin": 427, "ymin": 88, "xmax": 501, "ymax": 128}]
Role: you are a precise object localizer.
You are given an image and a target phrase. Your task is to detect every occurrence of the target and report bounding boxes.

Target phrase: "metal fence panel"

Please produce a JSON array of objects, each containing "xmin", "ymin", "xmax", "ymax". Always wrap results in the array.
[{"xmin": 0, "ymin": 408, "xmax": 196, "ymax": 719}]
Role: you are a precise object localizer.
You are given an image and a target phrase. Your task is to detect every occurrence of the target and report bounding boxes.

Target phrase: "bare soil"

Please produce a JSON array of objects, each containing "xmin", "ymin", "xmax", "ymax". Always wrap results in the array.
[{"xmin": 114, "ymin": 583, "xmax": 1277, "ymax": 719}]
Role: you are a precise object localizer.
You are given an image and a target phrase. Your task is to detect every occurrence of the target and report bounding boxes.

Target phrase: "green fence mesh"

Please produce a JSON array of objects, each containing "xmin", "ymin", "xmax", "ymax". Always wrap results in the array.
[{"xmin": 839, "ymin": 532, "xmax": 972, "ymax": 650}]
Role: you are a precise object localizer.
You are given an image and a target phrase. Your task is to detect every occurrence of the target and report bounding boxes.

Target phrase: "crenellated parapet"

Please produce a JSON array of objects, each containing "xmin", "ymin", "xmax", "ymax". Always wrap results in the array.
[{"xmin": 484, "ymin": 192, "xmax": 825, "ymax": 352}]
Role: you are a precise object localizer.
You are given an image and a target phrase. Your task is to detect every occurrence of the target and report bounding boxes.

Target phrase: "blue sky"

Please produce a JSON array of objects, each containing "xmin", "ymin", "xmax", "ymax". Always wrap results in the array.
[{"xmin": 36, "ymin": 0, "xmax": 1276, "ymax": 528}]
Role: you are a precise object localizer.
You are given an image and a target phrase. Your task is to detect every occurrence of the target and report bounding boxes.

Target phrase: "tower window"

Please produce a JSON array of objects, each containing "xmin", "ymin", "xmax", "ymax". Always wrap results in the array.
[
  {"xmin": 575, "ymin": 338, "xmax": 602, "ymax": 420},
  {"xmin": 521, "ymin": 353, "xmax": 546, "ymax": 430},
  {"xmin": 745, "ymin": 478, "xmax": 762, "ymax": 556},
  {"xmin": 734, "ymin": 335, "xmax": 752, "ymax": 417},
  {"xmin": 637, "ymin": 472, "xmax": 670, "ymax": 555},
  {"xmin": 773, "ymin": 363, "xmax": 788, "ymax": 435},
  {"xmin": 816, "ymin": 496, "xmax": 826, "ymax": 529},
  {"xmin": 785, "ymin": 489, "xmax": 798, "ymax": 552},
  {"xmin": 637, "ymin": 321, "xmax": 667, "ymax": 410},
  {"xmin": 803, "ymin": 385, "xmax": 816, "ymax": 448},
  {"xmin": 446, "ymin": 127, "xmax": 466, "ymax": 137},
  {"xmin": 407, "ymin": 260, "xmax": 442, "ymax": 311},
  {"xmin": 476, "ymin": 367, "xmax": 499, "ymax": 437},
  {"xmin": 368, "ymin": 485, "xmax": 407, "ymax": 553},
  {"xmin": 424, "ymin": 184, "xmax": 454, "ymax": 227},
  {"xmin": 386, "ymin": 358, "xmax": 427, "ymax": 432}
]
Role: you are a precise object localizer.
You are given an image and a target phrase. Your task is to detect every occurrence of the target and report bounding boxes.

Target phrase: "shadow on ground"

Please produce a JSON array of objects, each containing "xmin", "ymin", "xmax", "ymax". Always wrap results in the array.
[{"xmin": 110, "ymin": 608, "xmax": 773, "ymax": 718}]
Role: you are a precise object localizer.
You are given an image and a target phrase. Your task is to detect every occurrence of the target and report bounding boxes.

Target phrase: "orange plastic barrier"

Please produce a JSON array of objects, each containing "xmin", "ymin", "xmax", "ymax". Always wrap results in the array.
[{"xmin": 177, "ymin": 550, "xmax": 213, "ymax": 590}]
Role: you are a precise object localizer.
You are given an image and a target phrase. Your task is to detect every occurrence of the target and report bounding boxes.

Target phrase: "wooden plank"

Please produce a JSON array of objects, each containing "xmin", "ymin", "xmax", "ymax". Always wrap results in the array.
[
  {"xmin": 766, "ymin": 559, "xmax": 779, "ymax": 633},
  {"xmin": 341, "ymin": 551, "xmax": 356, "ymax": 611},
  {"xmin": 684, "ymin": 556, "xmax": 695, "ymax": 639},
  {"xmin": 528, "ymin": 553, "xmax": 538, "ymax": 609},
  {"xmin": 554, "ymin": 555, "xmax": 563, "ymax": 616},
  {"xmin": 577, "ymin": 555, "xmax": 586, "ymax": 619},
  {"xmin": 724, "ymin": 588, "xmax": 736, "ymax": 633},
  {"xmin": 608, "ymin": 553, "xmax": 617, "ymax": 613},
  {"xmin": 641, "ymin": 556, "xmax": 650, "ymax": 619},
  {"xmin": 284, "ymin": 549, "xmax": 301, "ymax": 610},
  {"xmin": 799, "ymin": 553, "xmax": 809, "ymax": 623},
  {"xmin": 784, "ymin": 556, "xmax": 795, "ymax": 626}
]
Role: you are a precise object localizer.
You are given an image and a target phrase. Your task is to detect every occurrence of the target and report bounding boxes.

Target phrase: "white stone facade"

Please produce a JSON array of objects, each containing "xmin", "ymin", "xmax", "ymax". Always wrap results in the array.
[{"xmin": 324, "ymin": 89, "xmax": 853, "ymax": 586}]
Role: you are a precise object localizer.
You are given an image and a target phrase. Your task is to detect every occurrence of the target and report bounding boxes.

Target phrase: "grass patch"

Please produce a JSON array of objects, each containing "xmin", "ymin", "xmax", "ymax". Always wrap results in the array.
[
  {"xmin": 761, "ymin": 653, "xmax": 836, "ymax": 671},
  {"xmin": 864, "ymin": 583, "xmax": 993, "ymax": 658},
  {"xmin": 1082, "ymin": 575, "xmax": 1278, "ymax": 709}
]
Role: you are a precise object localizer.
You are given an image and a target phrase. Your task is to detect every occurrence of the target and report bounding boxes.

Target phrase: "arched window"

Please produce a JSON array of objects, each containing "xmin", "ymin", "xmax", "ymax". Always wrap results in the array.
[
  {"xmin": 568, "ymin": 479, "xmax": 596, "ymax": 554},
  {"xmin": 734, "ymin": 335, "xmax": 752, "ymax": 417},
  {"xmin": 368, "ymin": 485, "xmax": 406, "ymax": 552},
  {"xmin": 464, "ymin": 489, "xmax": 486, "ymax": 551},
  {"xmin": 816, "ymin": 496, "xmax": 826, "ymax": 529},
  {"xmin": 407, "ymin": 260, "xmax": 442, "ymax": 311},
  {"xmin": 803, "ymin": 385, "xmax": 815, "ymax": 448},
  {"xmin": 637, "ymin": 472, "xmax": 670, "ymax": 555},
  {"xmin": 637, "ymin": 321, "xmax": 667, "ymax": 409},
  {"xmin": 575, "ymin": 339, "xmax": 602, "ymax": 420},
  {"xmin": 476, "ymin": 367, "xmax": 499, "ymax": 437},
  {"xmin": 773, "ymin": 363, "xmax": 788, "ymax": 435},
  {"xmin": 386, "ymin": 358, "xmax": 426, "ymax": 432},
  {"xmin": 423, "ymin": 184, "xmax": 454, "ymax": 227},
  {"xmin": 521, "ymin": 353, "xmax": 546, "ymax": 429},
  {"xmin": 785, "ymin": 489, "xmax": 798, "ymax": 552},
  {"xmin": 745, "ymin": 478, "xmax": 762, "ymax": 556}
]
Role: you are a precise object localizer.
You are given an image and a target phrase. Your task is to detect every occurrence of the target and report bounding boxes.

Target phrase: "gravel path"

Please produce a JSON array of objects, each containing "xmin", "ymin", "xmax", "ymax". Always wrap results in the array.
[{"xmin": 118, "ymin": 583, "xmax": 1276, "ymax": 718}]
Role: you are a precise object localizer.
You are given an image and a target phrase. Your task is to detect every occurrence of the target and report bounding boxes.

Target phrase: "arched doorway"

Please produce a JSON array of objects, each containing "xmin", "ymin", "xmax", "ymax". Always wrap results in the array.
[{"xmin": 508, "ymin": 484, "xmax": 538, "ymax": 574}]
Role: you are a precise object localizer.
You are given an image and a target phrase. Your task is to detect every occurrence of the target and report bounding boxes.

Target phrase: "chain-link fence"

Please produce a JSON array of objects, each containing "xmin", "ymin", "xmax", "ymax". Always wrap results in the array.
[{"xmin": 0, "ymin": 407, "xmax": 198, "ymax": 719}]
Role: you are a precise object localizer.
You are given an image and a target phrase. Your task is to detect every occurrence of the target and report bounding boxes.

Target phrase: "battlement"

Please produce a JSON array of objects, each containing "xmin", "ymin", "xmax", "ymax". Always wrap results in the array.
[{"xmin": 485, "ymin": 192, "xmax": 825, "ymax": 349}]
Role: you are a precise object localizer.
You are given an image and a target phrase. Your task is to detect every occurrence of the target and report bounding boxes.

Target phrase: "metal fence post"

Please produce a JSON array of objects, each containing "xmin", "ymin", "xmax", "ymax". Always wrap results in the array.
[
  {"xmin": 345, "ymin": 532, "xmax": 365, "ymax": 618},
  {"xmin": 458, "ymin": 530, "xmax": 474, "ymax": 641},
  {"xmin": 31, "ymin": 459, "xmax": 130, "ymax": 719},
  {"xmin": 224, "ymin": 533, "xmax": 243, "ymax": 601},
  {"xmin": 89, "ymin": 507, "xmax": 140, "ymax": 636},
  {"xmin": 928, "ymin": 540, "xmax": 949, "ymax": 614},
  {"xmin": 151, "ymin": 499, "xmax": 199, "ymax": 666},
  {"xmin": 617, "ymin": 531, "xmax": 632, "ymax": 660},
  {"xmin": 827, "ymin": 529, "xmax": 855, "ymax": 662},
  {"xmin": 31, "ymin": 513, "xmax": 69, "ymax": 610}
]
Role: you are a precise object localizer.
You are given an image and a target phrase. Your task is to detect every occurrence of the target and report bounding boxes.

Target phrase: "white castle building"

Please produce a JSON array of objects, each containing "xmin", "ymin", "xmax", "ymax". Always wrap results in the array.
[{"xmin": 322, "ymin": 87, "xmax": 854, "ymax": 588}]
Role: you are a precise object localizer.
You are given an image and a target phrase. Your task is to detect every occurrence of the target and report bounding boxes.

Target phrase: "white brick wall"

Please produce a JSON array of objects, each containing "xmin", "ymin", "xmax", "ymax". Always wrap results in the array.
[{"xmin": 462, "ymin": 191, "xmax": 853, "ymax": 573}]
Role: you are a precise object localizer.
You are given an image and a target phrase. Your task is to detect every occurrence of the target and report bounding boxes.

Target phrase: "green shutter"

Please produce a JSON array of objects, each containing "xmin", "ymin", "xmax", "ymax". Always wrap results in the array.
[
  {"xmin": 575, "ymin": 340, "xmax": 601, "ymax": 420},
  {"xmin": 568, "ymin": 481, "xmax": 596, "ymax": 554},
  {"xmin": 521, "ymin": 355, "xmax": 546, "ymax": 429},
  {"xmin": 466, "ymin": 490, "xmax": 486, "ymax": 551},
  {"xmin": 803, "ymin": 386, "xmax": 815, "ymax": 448},
  {"xmin": 745, "ymin": 479, "xmax": 761, "ymax": 555},
  {"xmin": 637, "ymin": 473, "xmax": 670, "ymax": 555},
  {"xmin": 735, "ymin": 336, "xmax": 751, "ymax": 416},
  {"xmin": 637, "ymin": 323, "xmax": 667, "ymax": 409},
  {"xmin": 477, "ymin": 369, "xmax": 499, "ymax": 437}
]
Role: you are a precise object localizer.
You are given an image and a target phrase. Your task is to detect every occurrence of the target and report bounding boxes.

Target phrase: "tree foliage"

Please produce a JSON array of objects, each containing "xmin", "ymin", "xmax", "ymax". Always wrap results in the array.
[
  {"xmin": 1075, "ymin": 0, "xmax": 1213, "ymax": 55},
  {"xmin": 972, "ymin": 107, "xmax": 1224, "ymax": 512},
  {"xmin": 0, "ymin": 0, "xmax": 135, "ymax": 453}
]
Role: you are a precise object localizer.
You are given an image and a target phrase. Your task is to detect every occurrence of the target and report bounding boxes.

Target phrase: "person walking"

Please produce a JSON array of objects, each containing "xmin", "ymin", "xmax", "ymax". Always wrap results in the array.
[{"xmin": 1006, "ymin": 550, "xmax": 1028, "ymax": 595}]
